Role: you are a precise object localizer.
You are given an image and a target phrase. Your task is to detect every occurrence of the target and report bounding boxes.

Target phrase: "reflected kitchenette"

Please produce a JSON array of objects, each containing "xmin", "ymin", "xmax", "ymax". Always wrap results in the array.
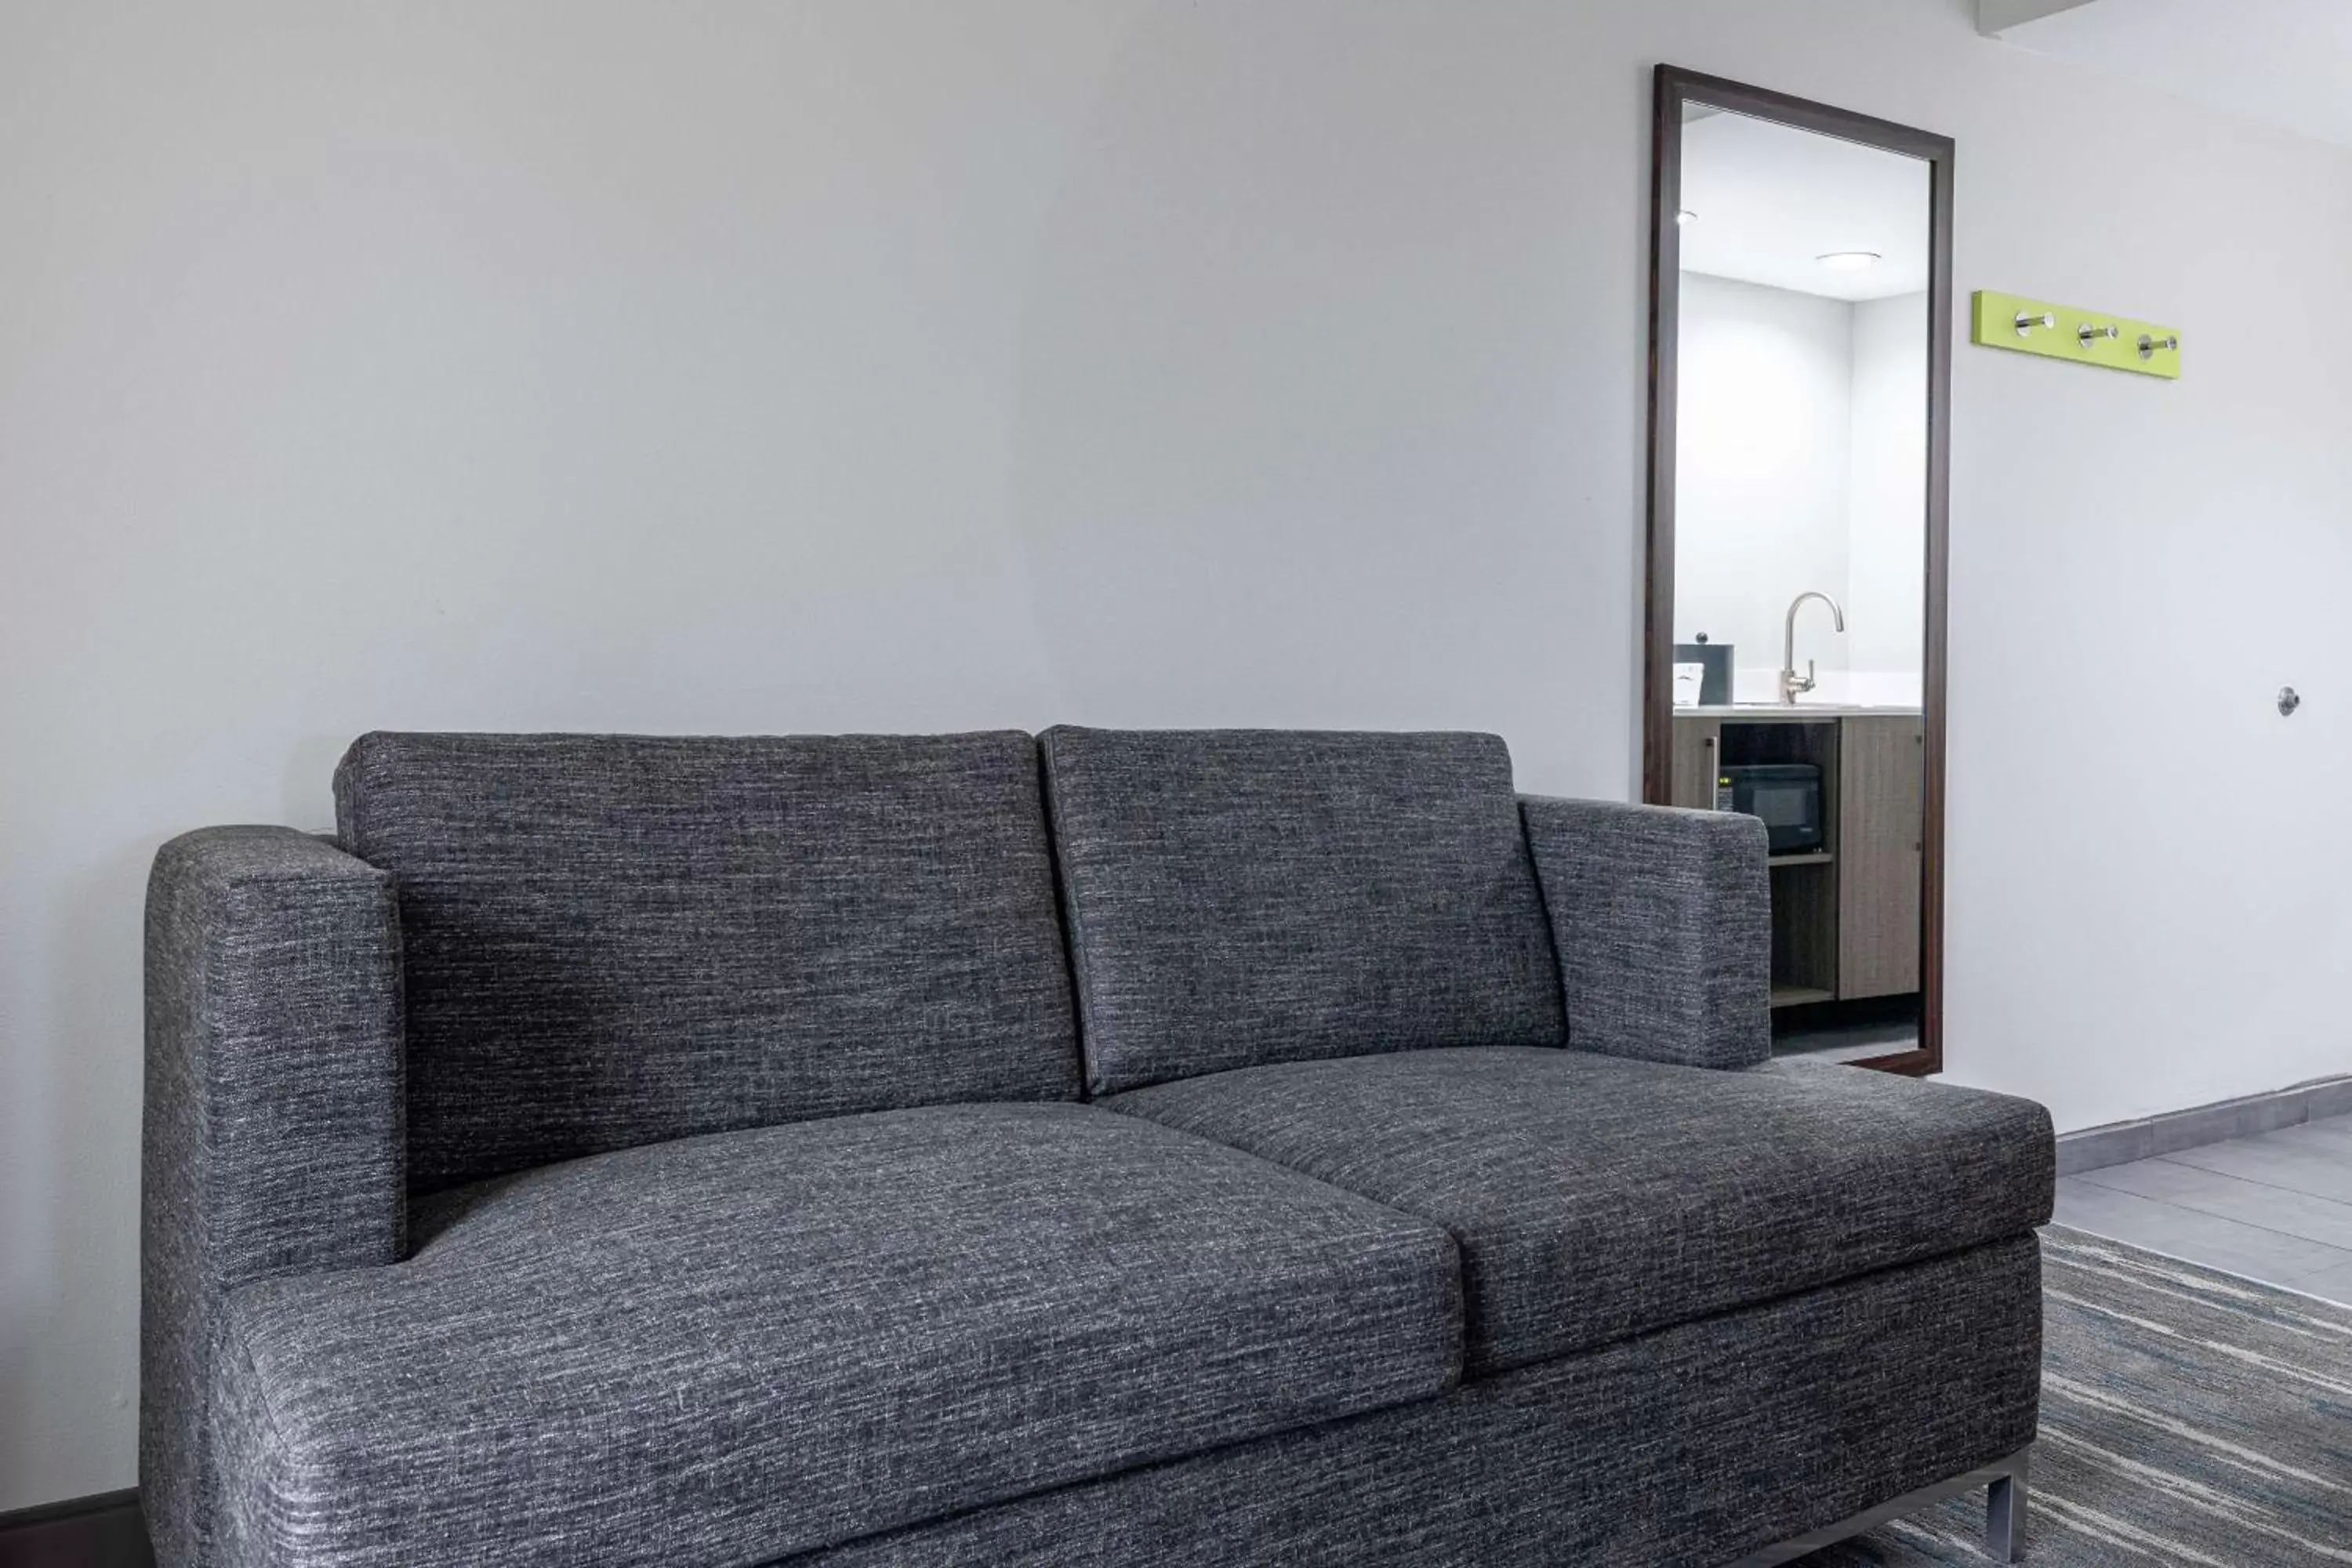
[
  {"xmin": 1670, "ymin": 705, "xmax": 1925, "ymax": 1065},
  {"xmin": 1646, "ymin": 69, "xmax": 1948, "ymax": 1074}
]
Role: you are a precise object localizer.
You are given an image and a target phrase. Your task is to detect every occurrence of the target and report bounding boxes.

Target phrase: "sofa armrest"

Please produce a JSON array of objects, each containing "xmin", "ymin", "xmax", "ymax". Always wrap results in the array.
[
  {"xmin": 142, "ymin": 826, "xmax": 405, "ymax": 1568},
  {"xmin": 1519, "ymin": 797, "xmax": 1770, "ymax": 1071}
]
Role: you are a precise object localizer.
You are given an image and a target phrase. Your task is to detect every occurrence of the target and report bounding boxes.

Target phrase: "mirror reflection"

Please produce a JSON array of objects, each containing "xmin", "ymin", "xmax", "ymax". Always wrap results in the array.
[{"xmin": 1668, "ymin": 104, "xmax": 1931, "ymax": 1065}]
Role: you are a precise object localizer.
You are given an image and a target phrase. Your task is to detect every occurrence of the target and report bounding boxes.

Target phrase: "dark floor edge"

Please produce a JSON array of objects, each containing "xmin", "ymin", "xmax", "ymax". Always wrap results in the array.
[
  {"xmin": 2057, "ymin": 1075, "xmax": 2352, "ymax": 1176},
  {"xmin": 0, "ymin": 1489, "xmax": 151, "ymax": 1568},
  {"xmin": 0, "ymin": 1490, "xmax": 136, "ymax": 1533}
]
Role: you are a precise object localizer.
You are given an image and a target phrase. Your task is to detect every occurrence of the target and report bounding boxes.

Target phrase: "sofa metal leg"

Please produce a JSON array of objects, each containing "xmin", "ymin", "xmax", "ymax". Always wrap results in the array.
[
  {"xmin": 1986, "ymin": 1457, "xmax": 2027, "ymax": 1563},
  {"xmin": 1719, "ymin": 1446, "xmax": 2034, "ymax": 1567}
]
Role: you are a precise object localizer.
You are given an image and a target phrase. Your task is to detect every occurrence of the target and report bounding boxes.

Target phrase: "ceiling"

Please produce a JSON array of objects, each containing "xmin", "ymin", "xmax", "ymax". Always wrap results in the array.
[
  {"xmin": 1677, "ymin": 109, "xmax": 1933, "ymax": 303},
  {"xmin": 1983, "ymin": 0, "xmax": 2352, "ymax": 153}
]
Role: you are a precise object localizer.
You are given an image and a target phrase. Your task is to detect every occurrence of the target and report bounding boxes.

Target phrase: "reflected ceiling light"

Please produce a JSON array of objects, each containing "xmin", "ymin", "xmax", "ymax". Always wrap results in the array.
[
  {"xmin": 1816, "ymin": 251, "xmax": 1882, "ymax": 271},
  {"xmin": 1675, "ymin": 209, "xmax": 1698, "ymax": 225}
]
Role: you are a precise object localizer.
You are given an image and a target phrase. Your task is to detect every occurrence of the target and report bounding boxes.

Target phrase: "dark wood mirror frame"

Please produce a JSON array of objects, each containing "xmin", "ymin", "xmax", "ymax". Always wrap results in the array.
[{"xmin": 1643, "ymin": 65, "xmax": 1955, "ymax": 1076}]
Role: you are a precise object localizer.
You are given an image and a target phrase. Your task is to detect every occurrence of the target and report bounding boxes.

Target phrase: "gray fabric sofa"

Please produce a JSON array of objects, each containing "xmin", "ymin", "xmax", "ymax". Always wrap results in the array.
[{"xmin": 142, "ymin": 727, "xmax": 2054, "ymax": 1568}]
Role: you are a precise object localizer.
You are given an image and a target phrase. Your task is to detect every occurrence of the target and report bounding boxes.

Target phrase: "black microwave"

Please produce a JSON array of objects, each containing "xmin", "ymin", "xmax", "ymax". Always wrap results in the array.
[{"xmin": 1715, "ymin": 764, "xmax": 1824, "ymax": 855}]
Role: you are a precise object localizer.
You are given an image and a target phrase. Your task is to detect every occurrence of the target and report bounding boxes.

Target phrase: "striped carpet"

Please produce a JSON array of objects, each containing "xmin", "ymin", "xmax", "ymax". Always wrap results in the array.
[{"xmin": 1809, "ymin": 1225, "xmax": 2352, "ymax": 1566}]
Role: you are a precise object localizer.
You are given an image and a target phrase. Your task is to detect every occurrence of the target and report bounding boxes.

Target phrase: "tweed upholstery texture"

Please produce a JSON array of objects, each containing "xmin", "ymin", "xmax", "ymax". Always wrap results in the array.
[
  {"xmin": 1111, "ymin": 1047, "xmax": 2055, "ymax": 1377},
  {"xmin": 794, "ymin": 1236, "xmax": 2044, "ymax": 1568},
  {"xmin": 1815, "ymin": 1227, "xmax": 2352, "ymax": 1566},
  {"xmin": 1039, "ymin": 727, "xmax": 1565, "ymax": 1094},
  {"xmin": 146, "ymin": 727, "xmax": 2054, "ymax": 1568},
  {"xmin": 142, "ymin": 828, "xmax": 405, "ymax": 1568},
  {"xmin": 209, "ymin": 1103, "xmax": 1463, "ymax": 1568},
  {"xmin": 1519, "ymin": 795, "xmax": 1773, "ymax": 1070},
  {"xmin": 333, "ymin": 731, "xmax": 1082, "ymax": 1192}
]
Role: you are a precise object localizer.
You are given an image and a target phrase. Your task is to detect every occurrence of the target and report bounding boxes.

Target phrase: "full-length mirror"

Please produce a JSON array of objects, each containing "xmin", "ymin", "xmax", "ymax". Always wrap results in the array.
[{"xmin": 1644, "ymin": 67, "xmax": 1952, "ymax": 1075}]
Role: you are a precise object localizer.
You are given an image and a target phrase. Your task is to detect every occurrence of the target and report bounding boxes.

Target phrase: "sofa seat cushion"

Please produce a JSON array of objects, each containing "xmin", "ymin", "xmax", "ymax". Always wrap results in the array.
[
  {"xmin": 1108, "ymin": 1048, "xmax": 2054, "ymax": 1379},
  {"xmin": 209, "ymin": 1104, "xmax": 1463, "ymax": 1568}
]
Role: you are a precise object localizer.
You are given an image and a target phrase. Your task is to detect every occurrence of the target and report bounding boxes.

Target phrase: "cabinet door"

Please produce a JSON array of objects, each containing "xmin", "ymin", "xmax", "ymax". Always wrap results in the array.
[
  {"xmin": 1837, "ymin": 716, "xmax": 1923, "ymax": 999},
  {"xmin": 1668, "ymin": 718, "xmax": 1721, "ymax": 811}
]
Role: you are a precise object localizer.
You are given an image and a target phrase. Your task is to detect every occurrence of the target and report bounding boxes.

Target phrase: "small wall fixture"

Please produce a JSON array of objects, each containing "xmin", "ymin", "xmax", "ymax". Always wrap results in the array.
[{"xmin": 1972, "ymin": 290, "xmax": 2181, "ymax": 379}]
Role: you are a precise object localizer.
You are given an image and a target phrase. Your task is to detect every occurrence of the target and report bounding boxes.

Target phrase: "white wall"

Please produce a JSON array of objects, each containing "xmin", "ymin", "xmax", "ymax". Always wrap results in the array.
[
  {"xmin": 5, "ymin": 0, "xmax": 2352, "ymax": 1511},
  {"xmin": 1675, "ymin": 273, "xmax": 1856, "ymax": 697},
  {"xmin": 1675, "ymin": 276, "xmax": 1930, "ymax": 708},
  {"xmin": 1847, "ymin": 291, "xmax": 1929, "ymax": 701}
]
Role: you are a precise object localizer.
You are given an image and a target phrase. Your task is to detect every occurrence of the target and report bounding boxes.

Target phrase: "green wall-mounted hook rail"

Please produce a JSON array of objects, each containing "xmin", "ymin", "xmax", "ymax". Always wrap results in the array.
[{"xmin": 1970, "ymin": 290, "xmax": 2181, "ymax": 379}]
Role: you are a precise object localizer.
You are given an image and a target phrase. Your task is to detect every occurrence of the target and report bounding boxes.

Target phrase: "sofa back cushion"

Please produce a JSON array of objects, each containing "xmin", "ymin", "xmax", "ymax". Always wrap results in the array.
[
  {"xmin": 1040, "ymin": 728, "xmax": 1565, "ymax": 1095},
  {"xmin": 335, "ymin": 731, "xmax": 1081, "ymax": 1192}
]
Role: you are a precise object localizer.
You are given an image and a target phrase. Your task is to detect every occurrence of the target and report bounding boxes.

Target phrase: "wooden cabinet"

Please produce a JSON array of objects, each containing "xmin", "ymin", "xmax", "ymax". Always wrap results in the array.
[
  {"xmin": 1671, "ymin": 710, "xmax": 1922, "ymax": 1008},
  {"xmin": 1836, "ymin": 715, "xmax": 1924, "ymax": 1000},
  {"xmin": 1668, "ymin": 718, "xmax": 1720, "ymax": 811}
]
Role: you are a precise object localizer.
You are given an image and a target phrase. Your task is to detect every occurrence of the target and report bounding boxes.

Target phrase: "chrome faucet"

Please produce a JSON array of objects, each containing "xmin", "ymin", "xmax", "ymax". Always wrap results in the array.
[{"xmin": 1780, "ymin": 591, "xmax": 1846, "ymax": 705}]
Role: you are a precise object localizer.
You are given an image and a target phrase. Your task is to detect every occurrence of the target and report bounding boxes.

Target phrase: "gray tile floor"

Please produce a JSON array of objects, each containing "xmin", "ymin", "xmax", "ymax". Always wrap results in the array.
[
  {"xmin": 2054, "ymin": 1112, "xmax": 2352, "ymax": 1306},
  {"xmin": 1775, "ymin": 1020, "xmax": 1918, "ymax": 1065}
]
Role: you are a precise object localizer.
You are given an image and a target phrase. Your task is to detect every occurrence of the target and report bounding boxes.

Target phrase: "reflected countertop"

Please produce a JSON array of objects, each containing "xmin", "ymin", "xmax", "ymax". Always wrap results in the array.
[{"xmin": 1675, "ymin": 703, "xmax": 1922, "ymax": 718}]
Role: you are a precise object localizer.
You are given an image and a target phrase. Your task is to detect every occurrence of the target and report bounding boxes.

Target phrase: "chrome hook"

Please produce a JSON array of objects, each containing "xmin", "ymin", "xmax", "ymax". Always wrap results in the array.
[
  {"xmin": 2014, "ymin": 310, "xmax": 2056, "ymax": 339},
  {"xmin": 2139, "ymin": 332, "xmax": 2180, "ymax": 361},
  {"xmin": 2078, "ymin": 322, "xmax": 2120, "ymax": 347}
]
